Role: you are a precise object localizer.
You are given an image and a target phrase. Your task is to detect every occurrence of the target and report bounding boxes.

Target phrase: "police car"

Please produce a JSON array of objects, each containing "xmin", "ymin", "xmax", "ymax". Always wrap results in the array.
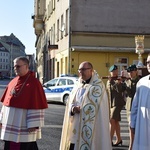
[{"xmin": 43, "ymin": 75, "xmax": 78, "ymax": 105}]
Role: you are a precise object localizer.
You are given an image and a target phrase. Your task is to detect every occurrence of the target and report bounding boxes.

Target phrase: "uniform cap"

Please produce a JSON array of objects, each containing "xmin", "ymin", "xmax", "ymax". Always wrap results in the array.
[
  {"xmin": 127, "ymin": 64, "xmax": 137, "ymax": 72},
  {"xmin": 109, "ymin": 65, "xmax": 118, "ymax": 72}
]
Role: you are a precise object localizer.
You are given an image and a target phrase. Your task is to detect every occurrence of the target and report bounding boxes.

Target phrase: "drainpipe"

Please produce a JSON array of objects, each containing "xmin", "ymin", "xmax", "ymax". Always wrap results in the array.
[{"xmin": 68, "ymin": 0, "xmax": 72, "ymax": 74}]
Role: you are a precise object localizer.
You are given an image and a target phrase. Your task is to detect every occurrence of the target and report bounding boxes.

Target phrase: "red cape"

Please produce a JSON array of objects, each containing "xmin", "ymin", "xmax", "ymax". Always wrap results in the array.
[{"xmin": 1, "ymin": 71, "xmax": 48, "ymax": 109}]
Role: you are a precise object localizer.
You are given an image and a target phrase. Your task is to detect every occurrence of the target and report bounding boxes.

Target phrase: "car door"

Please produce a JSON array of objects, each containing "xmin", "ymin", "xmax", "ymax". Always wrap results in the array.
[
  {"xmin": 54, "ymin": 78, "xmax": 67, "ymax": 101},
  {"xmin": 43, "ymin": 78, "xmax": 59, "ymax": 101}
]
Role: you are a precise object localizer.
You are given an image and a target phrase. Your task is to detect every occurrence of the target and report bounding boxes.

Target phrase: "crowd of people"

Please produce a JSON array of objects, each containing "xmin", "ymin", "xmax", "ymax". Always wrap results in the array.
[
  {"xmin": 60, "ymin": 54, "xmax": 150, "ymax": 150},
  {"xmin": 0, "ymin": 53, "xmax": 150, "ymax": 150}
]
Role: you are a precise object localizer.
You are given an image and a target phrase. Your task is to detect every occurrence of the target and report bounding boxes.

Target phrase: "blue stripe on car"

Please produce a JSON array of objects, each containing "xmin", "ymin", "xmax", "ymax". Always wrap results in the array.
[{"xmin": 44, "ymin": 87, "xmax": 73, "ymax": 93}]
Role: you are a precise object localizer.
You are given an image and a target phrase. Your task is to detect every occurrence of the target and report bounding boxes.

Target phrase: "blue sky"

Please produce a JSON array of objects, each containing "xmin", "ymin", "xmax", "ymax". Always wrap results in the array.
[{"xmin": 0, "ymin": 1, "xmax": 36, "ymax": 54}]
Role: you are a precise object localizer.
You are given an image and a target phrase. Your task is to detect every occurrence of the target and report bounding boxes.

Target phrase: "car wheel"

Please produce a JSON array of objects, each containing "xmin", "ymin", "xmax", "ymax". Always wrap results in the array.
[{"xmin": 63, "ymin": 94, "xmax": 69, "ymax": 105}]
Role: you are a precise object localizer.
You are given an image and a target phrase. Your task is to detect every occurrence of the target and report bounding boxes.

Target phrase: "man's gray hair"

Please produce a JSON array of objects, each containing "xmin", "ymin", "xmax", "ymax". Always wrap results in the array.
[{"xmin": 14, "ymin": 56, "xmax": 29, "ymax": 66}]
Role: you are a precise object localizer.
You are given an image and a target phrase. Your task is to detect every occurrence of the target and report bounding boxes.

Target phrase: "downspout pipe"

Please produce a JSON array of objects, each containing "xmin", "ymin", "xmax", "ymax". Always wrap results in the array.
[{"xmin": 68, "ymin": 0, "xmax": 71, "ymax": 74}]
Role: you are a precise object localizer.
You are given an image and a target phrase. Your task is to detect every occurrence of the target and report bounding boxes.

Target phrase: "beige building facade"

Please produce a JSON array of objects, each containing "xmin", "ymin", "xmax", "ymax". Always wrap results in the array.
[{"xmin": 33, "ymin": 0, "xmax": 150, "ymax": 83}]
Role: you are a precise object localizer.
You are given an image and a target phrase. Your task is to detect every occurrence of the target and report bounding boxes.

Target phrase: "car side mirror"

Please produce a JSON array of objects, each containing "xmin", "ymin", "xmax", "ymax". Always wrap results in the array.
[{"xmin": 43, "ymin": 84, "xmax": 47, "ymax": 88}]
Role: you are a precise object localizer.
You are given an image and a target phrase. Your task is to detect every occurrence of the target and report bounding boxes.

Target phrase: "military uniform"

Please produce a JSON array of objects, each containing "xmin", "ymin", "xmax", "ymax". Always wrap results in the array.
[
  {"xmin": 125, "ymin": 64, "xmax": 140, "ymax": 122},
  {"xmin": 106, "ymin": 65, "xmax": 126, "ymax": 121}
]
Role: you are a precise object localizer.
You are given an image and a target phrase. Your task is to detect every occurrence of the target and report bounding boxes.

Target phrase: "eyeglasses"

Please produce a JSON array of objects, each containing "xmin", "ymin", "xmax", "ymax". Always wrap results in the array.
[
  {"xmin": 78, "ymin": 68, "xmax": 91, "ymax": 72},
  {"xmin": 13, "ymin": 64, "xmax": 26, "ymax": 69},
  {"xmin": 146, "ymin": 61, "xmax": 150, "ymax": 65}
]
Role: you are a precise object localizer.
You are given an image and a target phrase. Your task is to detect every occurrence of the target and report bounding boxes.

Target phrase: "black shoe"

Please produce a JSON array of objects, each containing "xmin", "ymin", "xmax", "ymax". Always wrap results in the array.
[{"xmin": 113, "ymin": 140, "xmax": 123, "ymax": 146}]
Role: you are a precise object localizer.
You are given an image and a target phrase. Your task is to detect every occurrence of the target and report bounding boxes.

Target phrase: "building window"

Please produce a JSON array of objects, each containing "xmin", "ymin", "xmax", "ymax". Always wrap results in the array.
[
  {"xmin": 57, "ymin": 19, "xmax": 59, "ymax": 41},
  {"xmin": 48, "ymin": 3, "xmax": 50, "ymax": 18},
  {"xmin": 114, "ymin": 57, "xmax": 128, "ymax": 76},
  {"xmin": 50, "ymin": 25, "xmax": 55, "ymax": 45},
  {"xmin": 53, "ymin": 24, "xmax": 55, "ymax": 44},
  {"xmin": 61, "ymin": 14, "xmax": 64, "ymax": 39},
  {"xmin": 52, "ymin": 0, "xmax": 55, "ymax": 10},
  {"xmin": 50, "ymin": 0, "xmax": 52, "ymax": 15},
  {"xmin": 6, "ymin": 65, "xmax": 8, "ymax": 69},
  {"xmin": 2, "ymin": 64, "xmax": 5, "ymax": 69},
  {"xmin": 65, "ymin": 9, "xmax": 69, "ymax": 35}
]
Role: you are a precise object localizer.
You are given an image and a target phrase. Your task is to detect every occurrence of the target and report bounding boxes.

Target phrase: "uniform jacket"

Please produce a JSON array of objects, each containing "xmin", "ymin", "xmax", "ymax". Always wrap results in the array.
[
  {"xmin": 125, "ymin": 76, "xmax": 140, "ymax": 111},
  {"xmin": 106, "ymin": 78, "xmax": 126, "ymax": 108}
]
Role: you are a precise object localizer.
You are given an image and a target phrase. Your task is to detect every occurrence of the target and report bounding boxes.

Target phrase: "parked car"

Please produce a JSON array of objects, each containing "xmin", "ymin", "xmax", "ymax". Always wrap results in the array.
[
  {"xmin": 43, "ymin": 76, "xmax": 78, "ymax": 105},
  {"xmin": 0, "ymin": 75, "xmax": 12, "ymax": 80}
]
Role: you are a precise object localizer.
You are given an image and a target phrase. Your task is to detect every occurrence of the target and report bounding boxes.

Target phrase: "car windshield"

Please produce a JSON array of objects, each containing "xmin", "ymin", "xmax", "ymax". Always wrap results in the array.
[{"xmin": 45, "ymin": 79, "xmax": 58, "ymax": 87}]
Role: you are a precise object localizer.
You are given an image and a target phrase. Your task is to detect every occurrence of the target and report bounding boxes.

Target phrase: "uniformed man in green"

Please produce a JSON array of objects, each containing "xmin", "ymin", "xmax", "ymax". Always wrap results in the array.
[{"xmin": 125, "ymin": 64, "xmax": 140, "ymax": 150}]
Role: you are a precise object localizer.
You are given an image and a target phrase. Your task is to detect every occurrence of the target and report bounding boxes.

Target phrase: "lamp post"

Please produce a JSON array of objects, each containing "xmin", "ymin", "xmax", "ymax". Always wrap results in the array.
[{"xmin": 135, "ymin": 35, "xmax": 144, "ymax": 67}]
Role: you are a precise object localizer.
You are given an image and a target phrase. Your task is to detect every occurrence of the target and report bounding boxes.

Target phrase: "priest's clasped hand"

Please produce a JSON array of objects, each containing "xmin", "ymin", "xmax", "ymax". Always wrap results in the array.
[
  {"xmin": 28, "ymin": 127, "xmax": 37, "ymax": 133},
  {"xmin": 72, "ymin": 106, "xmax": 80, "ymax": 114}
]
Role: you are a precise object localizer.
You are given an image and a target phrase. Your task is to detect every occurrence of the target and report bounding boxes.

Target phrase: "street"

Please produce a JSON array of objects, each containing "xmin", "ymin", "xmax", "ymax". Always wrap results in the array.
[{"xmin": 0, "ymin": 80, "xmax": 130, "ymax": 150}]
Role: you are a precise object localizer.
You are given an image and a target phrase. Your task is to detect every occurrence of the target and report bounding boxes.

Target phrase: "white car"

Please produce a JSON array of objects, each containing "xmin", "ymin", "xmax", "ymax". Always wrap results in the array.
[{"xmin": 43, "ymin": 76, "xmax": 78, "ymax": 105}]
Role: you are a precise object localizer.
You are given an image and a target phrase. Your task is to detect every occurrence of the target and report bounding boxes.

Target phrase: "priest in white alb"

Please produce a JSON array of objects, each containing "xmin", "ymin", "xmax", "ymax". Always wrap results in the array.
[{"xmin": 59, "ymin": 61, "xmax": 111, "ymax": 150}]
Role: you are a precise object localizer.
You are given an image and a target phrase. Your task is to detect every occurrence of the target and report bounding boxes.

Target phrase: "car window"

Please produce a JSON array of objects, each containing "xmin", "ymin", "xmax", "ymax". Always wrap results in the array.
[
  {"xmin": 57, "ymin": 79, "xmax": 66, "ymax": 86},
  {"xmin": 46, "ymin": 79, "xmax": 58, "ymax": 87},
  {"xmin": 67, "ymin": 79, "xmax": 74, "ymax": 85}
]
